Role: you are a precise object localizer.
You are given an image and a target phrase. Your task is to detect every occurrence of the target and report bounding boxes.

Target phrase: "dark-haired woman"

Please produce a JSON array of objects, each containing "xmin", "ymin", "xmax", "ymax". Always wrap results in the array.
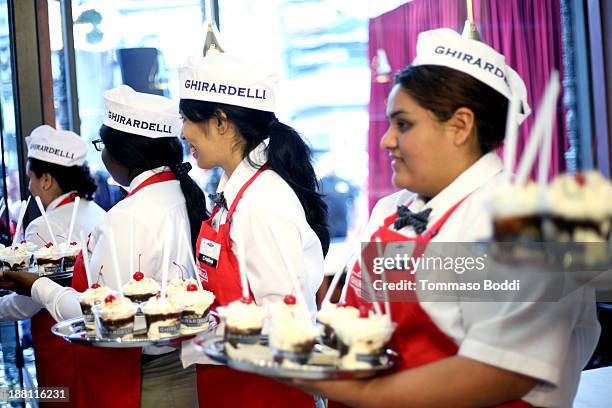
[
  {"xmin": 0, "ymin": 125, "xmax": 105, "ymax": 407},
  {"xmin": 178, "ymin": 54, "xmax": 328, "ymax": 407},
  {"xmin": 0, "ymin": 86, "xmax": 208, "ymax": 408},
  {"xmin": 288, "ymin": 29, "xmax": 599, "ymax": 408}
]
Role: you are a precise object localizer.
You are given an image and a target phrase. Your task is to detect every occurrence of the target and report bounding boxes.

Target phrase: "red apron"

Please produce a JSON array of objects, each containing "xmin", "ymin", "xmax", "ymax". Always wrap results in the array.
[
  {"xmin": 332, "ymin": 196, "xmax": 533, "ymax": 408},
  {"xmin": 70, "ymin": 171, "xmax": 176, "ymax": 408},
  {"xmin": 195, "ymin": 165, "xmax": 315, "ymax": 408},
  {"xmin": 30, "ymin": 192, "xmax": 78, "ymax": 408}
]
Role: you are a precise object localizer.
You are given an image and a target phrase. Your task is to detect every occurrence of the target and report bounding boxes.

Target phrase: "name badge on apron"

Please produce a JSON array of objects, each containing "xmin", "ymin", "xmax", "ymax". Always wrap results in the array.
[{"xmin": 199, "ymin": 238, "xmax": 221, "ymax": 268}]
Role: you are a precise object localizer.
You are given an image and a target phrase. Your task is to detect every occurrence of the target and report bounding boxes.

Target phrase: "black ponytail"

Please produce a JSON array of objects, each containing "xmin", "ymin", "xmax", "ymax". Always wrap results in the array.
[
  {"xmin": 100, "ymin": 125, "xmax": 208, "ymax": 248},
  {"xmin": 28, "ymin": 158, "xmax": 97, "ymax": 200},
  {"xmin": 180, "ymin": 100, "xmax": 330, "ymax": 256}
]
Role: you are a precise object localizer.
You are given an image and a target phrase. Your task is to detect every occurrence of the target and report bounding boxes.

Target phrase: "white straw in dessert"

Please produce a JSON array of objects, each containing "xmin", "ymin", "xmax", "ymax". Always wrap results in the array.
[
  {"xmin": 12, "ymin": 197, "xmax": 30, "ymax": 248},
  {"xmin": 515, "ymin": 70, "xmax": 561, "ymax": 186},
  {"xmin": 537, "ymin": 71, "xmax": 561, "ymax": 189},
  {"xmin": 502, "ymin": 96, "xmax": 521, "ymax": 184},
  {"xmin": 179, "ymin": 222, "xmax": 203, "ymax": 291},
  {"xmin": 106, "ymin": 227, "xmax": 124, "ymax": 299},
  {"xmin": 66, "ymin": 196, "xmax": 80, "ymax": 245},
  {"xmin": 79, "ymin": 230, "xmax": 93, "ymax": 287},
  {"xmin": 35, "ymin": 196, "xmax": 57, "ymax": 247}
]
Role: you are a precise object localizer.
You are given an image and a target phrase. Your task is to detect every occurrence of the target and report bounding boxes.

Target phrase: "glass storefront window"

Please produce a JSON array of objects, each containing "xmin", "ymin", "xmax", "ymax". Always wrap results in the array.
[
  {"xmin": 0, "ymin": 0, "xmax": 21, "ymax": 244},
  {"xmin": 218, "ymin": 0, "xmax": 371, "ymax": 268},
  {"xmin": 49, "ymin": 0, "xmax": 209, "ymax": 209}
]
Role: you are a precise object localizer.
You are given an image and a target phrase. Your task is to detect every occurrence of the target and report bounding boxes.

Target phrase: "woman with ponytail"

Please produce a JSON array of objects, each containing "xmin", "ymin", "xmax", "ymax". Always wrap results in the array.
[
  {"xmin": 0, "ymin": 86, "xmax": 207, "ymax": 407},
  {"xmin": 179, "ymin": 54, "xmax": 328, "ymax": 407}
]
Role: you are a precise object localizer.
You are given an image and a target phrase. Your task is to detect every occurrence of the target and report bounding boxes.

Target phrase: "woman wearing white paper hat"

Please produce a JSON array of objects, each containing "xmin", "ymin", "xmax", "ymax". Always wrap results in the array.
[
  {"xmin": 0, "ymin": 86, "xmax": 208, "ymax": 408},
  {"xmin": 179, "ymin": 53, "xmax": 329, "ymax": 407},
  {"xmin": 0, "ymin": 124, "xmax": 105, "ymax": 405},
  {"xmin": 286, "ymin": 29, "xmax": 599, "ymax": 408}
]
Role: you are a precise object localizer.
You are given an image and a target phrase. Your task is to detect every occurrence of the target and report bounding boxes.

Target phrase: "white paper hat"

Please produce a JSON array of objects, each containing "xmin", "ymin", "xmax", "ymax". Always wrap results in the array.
[
  {"xmin": 412, "ymin": 28, "xmax": 531, "ymax": 124},
  {"xmin": 103, "ymin": 85, "xmax": 182, "ymax": 138},
  {"xmin": 179, "ymin": 54, "xmax": 278, "ymax": 112},
  {"xmin": 26, "ymin": 125, "xmax": 87, "ymax": 167}
]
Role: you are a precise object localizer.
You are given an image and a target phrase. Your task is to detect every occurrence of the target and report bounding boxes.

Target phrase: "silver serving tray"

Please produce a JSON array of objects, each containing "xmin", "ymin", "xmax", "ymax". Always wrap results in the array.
[
  {"xmin": 52, "ymin": 312, "xmax": 218, "ymax": 348},
  {"xmin": 196, "ymin": 336, "xmax": 397, "ymax": 380}
]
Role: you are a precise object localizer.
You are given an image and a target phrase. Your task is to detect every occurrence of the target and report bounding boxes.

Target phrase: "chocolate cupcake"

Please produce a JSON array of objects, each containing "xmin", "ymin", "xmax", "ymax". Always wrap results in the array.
[
  {"xmin": 0, "ymin": 243, "xmax": 34, "ymax": 272},
  {"xmin": 170, "ymin": 284, "xmax": 215, "ymax": 335},
  {"xmin": 122, "ymin": 272, "xmax": 160, "ymax": 303},
  {"xmin": 79, "ymin": 285, "xmax": 113, "ymax": 334},
  {"xmin": 316, "ymin": 303, "xmax": 359, "ymax": 348},
  {"xmin": 93, "ymin": 295, "xmax": 138, "ymax": 339},
  {"xmin": 333, "ymin": 309, "xmax": 395, "ymax": 369},
  {"xmin": 269, "ymin": 296, "xmax": 320, "ymax": 365},
  {"xmin": 218, "ymin": 298, "xmax": 266, "ymax": 348},
  {"xmin": 142, "ymin": 296, "xmax": 182, "ymax": 340}
]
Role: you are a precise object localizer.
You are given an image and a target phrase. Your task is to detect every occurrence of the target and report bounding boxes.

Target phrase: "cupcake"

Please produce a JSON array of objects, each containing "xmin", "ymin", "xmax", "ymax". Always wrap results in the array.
[
  {"xmin": 79, "ymin": 284, "xmax": 113, "ymax": 334},
  {"xmin": 34, "ymin": 243, "xmax": 63, "ymax": 275},
  {"xmin": 317, "ymin": 303, "xmax": 359, "ymax": 348},
  {"xmin": 122, "ymin": 272, "xmax": 160, "ymax": 302},
  {"xmin": 93, "ymin": 295, "xmax": 138, "ymax": 339},
  {"xmin": 218, "ymin": 298, "xmax": 266, "ymax": 348},
  {"xmin": 142, "ymin": 295, "xmax": 182, "ymax": 340},
  {"xmin": 269, "ymin": 295, "xmax": 320, "ymax": 365},
  {"xmin": 333, "ymin": 308, "xmax": 395, "ymax": 369},
  {"xmin": 489, "ymin": 182, "xmax": 543, "ymax": 242},
  {"xmin": 167, "ymin": 278, "xmax": 200, "ymax": 296},
  {"xmin": 0, "ymin": 244, "xmax": 34, "ymax": 272},
  {"xmin": 56, "ymin": 241, "xmax": 81, "ymax": 272},
  {"xmin": 170, "ymin": 283, "xmax": 215, "ymax": 335},
  {"xmin": 544, "ymin": 171, "xmax": 612, "ymax": 242}
]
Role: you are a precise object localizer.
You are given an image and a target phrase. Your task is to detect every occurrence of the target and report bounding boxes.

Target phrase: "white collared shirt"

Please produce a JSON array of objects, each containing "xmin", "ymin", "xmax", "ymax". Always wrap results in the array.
[
  {"xmin": 0, "ymin": 193, "xmax": 105, "ymax": 321},
  {"xmin": 358, "ymin": 152, "xmax": 599, "ymax": 408},
  {"xmin": 31, "ymin": 168, "xmax": 195, "ymax": 327},
  {"xmin": 209, "ymin": 142, "xmax": 324, "ymax": 315}
]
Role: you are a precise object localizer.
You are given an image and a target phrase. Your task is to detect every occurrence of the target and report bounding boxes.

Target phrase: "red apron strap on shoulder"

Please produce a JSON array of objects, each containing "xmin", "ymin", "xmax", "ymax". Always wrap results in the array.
[{"xmin": 226, "ymin": 163, "xmax": 269, "ymax": 219}]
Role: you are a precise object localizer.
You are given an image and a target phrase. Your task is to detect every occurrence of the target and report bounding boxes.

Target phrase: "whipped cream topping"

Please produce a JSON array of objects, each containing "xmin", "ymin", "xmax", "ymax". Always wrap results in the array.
[
  {"xmin": 122, "ymin": 276, "xmax": 160, "ymax": 296},
  {"xmin": 316, "ymin": 303, "xmax": 359, "ymax": 326},
  {"xmin": 269, "ymin": 303, "xmax": 319, "ymax": 351},
  {"xmin": 333, "ymin": 313, "xmax": 394, "ymax": 352},
  {"xmin": 96, "ymin": 298, "xmax": 137, "ymax": 320},
  {"xmin": 1, "ymin": 244, "xmax": 34, "ymax": 258},
  {"xmin": 171, "ymin": 289, "xmax": 215, "ymax": 314},
  {"xmin": 80, "ymin": 286, "xmax": 113, "ymax": 306},
  {"xmin": 546, "ymin": 171, "xmax": 612, "ymax": 220},
  {"xmin": 167, "ymin": 278, "xmax": 200, "ymax": 295},
  {"xmin": 489, "ymin": 181, "xmax": 542, "ymax": 218},
  {"xmin": 142, "ymin": 296, "xmax": 181, "ymax": 315},
  {"xmin": 34, "ymin": 244, "xmax": 63, "ymax": 260},
  {"xmin": 218, "ymin": 300, "xmax": 266, "ymax": 330},
  {"xmin": 57, "ymin": 241, "xmax": 81, "ymax": 256}
]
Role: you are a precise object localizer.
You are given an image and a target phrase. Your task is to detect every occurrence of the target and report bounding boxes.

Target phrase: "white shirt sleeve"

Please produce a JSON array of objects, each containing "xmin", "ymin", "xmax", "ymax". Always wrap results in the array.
[
  {"xmin": 0, "ymin": 293, "xmax": 43, "ymax": 321},
  {"xmin": 232, "ymin": 206, "xmax": 306, "ymax": 308},
  {"xmin": 31, "ymin": 278, "xmax": 83, "ymax": 322}
]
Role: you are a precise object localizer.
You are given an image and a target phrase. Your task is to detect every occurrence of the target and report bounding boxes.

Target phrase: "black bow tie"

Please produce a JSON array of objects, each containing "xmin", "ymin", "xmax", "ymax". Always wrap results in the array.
[
  {"xmin": 209, "ymin": 192, "xmax": 227, "ymax": 210},
  {"xmin": 394, "ymin": 206, "xmax": 432, "ymax": 234}
]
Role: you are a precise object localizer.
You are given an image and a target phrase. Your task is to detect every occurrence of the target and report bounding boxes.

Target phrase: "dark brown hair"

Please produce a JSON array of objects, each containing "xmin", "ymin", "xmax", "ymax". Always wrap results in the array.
[
  {"xmin": 395, "ymin": 65, "xmax": 509, "ymax": 153},
  {"xmin": 28, "ymin": 158, "xmax": 97, "ymax": 200}
]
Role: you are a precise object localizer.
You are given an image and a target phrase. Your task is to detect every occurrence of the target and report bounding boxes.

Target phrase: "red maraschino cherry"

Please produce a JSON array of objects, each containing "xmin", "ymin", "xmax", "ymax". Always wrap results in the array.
[
  {"xmin": 91, "ymin": 283, "xmax": 101, "ymax": 289},
  {"xmin": 104, "ymin": 294, "xmax": 116, "ymax": 304},
  {"xmin": 358, "ymin": 305, "xmax": 370, "ymax": 318},
  {"xmin": 133, "ymin": 271, "xmax": 144, "ymax": 281},
  {"xmin": 186, "ymin": 283, "xmax": 198, "ymax": 292},
  {"xmin": 283, "ymin": 295, "xmax": 296, "ymax": 305},
  {"xmin": 44, "ymin": 242, "xmax": 54, "ymax": 248},
  {"xmin": 575, "ymin": 174, "xmax": 586, "ymax": 187},
  {"xmin": 240, "ymin": 297, "xmax": 252, "ymax": 304}
]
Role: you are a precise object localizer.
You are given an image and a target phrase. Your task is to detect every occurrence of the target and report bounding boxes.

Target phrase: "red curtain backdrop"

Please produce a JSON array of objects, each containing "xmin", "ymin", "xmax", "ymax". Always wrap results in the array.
[{"xmin": 367, "ymin": 0, "xmax": 566, "ymax": 210}]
